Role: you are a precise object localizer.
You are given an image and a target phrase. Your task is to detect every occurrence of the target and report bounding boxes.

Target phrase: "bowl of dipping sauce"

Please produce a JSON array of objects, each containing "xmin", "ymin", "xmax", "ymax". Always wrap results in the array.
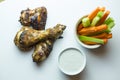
[{"xmin": 58, "ymin": 48, "xmax": 86, "ymax": 75}]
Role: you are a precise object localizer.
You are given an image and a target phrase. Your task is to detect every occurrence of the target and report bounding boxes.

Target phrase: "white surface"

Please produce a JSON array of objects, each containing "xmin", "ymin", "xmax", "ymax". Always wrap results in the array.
[
  {"xmin": 58, "ymin": 48, "xmax": 86, "ymax": 75},
  {"xmin": 0, "ymin": 0, "xmax": 120, "ymax": 80}
]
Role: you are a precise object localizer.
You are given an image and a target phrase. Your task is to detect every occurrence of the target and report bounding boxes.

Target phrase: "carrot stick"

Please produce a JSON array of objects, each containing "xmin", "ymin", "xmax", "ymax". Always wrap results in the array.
[
  {"xmin": 77, "ymin": 23, "xmax": 83, "ymax": 34},
  {"xmin": 83, "ymin": 41, "xmax": 99, "ymax": 45},
  {"xmin": 78, "ymin": 24, "xmax": 108, "ymax": 35},
  {"xmin": 77, "ymin": 23, "xmax": 83, "ymax": 31},
  {"xmin": 97, "ymin": 10, "xmax": 110, "ymax": 25},
  {"xmin": 91, "ymin": 33, "xmax": 112, "ymax": 39},
  {"xmin": 100, "ymin": 7, "xmax": 105, "ymax": 12},
  {"xmin": 88, "ymin": 7, "xmax": 101, "ymax": 21},
  {"xmin": 107, "ymin": 33, "xmax": 112, "ymax": 39},
  {"xmin": 103, "ymin": 39, "xmax": 108, "ymax": 44}
]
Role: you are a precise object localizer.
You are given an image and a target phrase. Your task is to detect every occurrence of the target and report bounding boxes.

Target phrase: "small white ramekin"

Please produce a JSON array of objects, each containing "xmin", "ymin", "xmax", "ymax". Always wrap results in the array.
[{"xmin": 58, "ymin": 47, "xmax": 86, "ymax": 75}]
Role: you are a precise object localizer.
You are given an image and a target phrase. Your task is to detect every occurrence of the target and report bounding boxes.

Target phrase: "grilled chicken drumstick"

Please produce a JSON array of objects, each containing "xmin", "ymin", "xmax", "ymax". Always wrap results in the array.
[
  {"xmin": 19, "ymin": 7, "xmax": 51, "ymax": 61},
  {"xmin": 32, "ymin": 39, "xmax": 55, "ymax": 63},
  {"xmin": 19, "ymin": 7, "xmax": 47, "ymax": 30},
  {"xmin": 14, "ymin": 24, "xmax": 66, "ymax": 51},
  {"xmin": 15, "ymin": 6, "xmax": 66, "ymax": 63}
]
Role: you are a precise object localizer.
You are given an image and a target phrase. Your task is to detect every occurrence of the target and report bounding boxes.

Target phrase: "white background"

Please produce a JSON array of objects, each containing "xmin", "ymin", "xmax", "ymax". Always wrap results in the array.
[{"xmin": 0, "ymin": 0, "xmax": 120, "ymax": 80}]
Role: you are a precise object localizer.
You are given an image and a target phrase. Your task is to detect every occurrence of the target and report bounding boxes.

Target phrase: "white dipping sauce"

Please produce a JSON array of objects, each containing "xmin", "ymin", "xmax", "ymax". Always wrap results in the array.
[{"xmin": 58, "ymin": 48, "xmax": 86, "ymax": 75}]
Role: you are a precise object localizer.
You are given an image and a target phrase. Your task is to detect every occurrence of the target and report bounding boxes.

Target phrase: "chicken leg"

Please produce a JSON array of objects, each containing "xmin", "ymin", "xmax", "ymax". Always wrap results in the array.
[
  {"xmin": 19, "ymin": 7, "xmax": 47, "ymax": 30},
  {"xmin": 14, "ymin": 24, "xmax": 66, "ymax": 51},
  {"xmin": 32, "ymin": 39, "xmax": 55, "ymax": 63}
]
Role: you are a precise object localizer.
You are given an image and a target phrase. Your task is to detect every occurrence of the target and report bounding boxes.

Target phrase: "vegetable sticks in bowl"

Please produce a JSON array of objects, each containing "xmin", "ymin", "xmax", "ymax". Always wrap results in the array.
[{"xmin": 77, "ymin": 7, "xmax": 115, "ymax": 45}]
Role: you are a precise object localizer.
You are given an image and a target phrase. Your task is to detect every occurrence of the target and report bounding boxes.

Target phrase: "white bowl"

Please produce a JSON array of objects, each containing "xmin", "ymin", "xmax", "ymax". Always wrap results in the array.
[
  {"xmin": 75, "ymin": 16, "xmax": 101, "ymax": 49},
  {"xmin": 58, "ymin": 48, "xmax": 86, "ymax": 75}
]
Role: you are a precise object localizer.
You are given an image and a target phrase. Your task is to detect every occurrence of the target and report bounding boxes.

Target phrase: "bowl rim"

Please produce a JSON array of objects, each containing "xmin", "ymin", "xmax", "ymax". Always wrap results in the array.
[
  {"xmin": 58, "ymin": 47, "xmax": 86, "ymax": 75},
  {"xmin": 75, "ymin": 15, "xmax": 101, "ymax": 49}
]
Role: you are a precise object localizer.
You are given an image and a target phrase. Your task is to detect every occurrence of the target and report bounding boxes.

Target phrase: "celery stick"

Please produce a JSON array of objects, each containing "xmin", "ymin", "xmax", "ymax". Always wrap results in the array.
[
  {"xmin": 82, "ymin": 17, "xmax": 90, "ymax": 27},
  {"xmin": 91, "ymin": 11, "xmax": 104, "ymax": 26},
  {"xmin": 105, "ymin": 28, "xmax": 111, "ymax": 33},
  {"xmin": 104, "ymin": 17, "xmax": 115, "ymax": 33},
  {"xmin": 107, "ymin": 21, "xmax": 115, "ymax": 29},
  {"xmin": 97, "ymin": 11, "xmax": 104, "ymax": 18},
  {"xmin": 105, "ymin": 22, "xmax": 115, "ymax": 33},
  {"xmin": 79, "ymin": 36, "xmax": 104, "ymax": 44},
  {"xmin": 104, "ymin": 17, "xmax": 114, "ymax": 25},
  {"xmin": 91, "ymin": 16, "xmax": 100, "ymax": 26}
]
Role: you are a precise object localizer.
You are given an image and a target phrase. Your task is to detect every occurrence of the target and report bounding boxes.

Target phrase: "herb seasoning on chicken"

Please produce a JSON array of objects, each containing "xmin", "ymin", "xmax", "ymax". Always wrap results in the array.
[
  {"xmin": 15, "ymin": 6, "xmax": 66, "ymax": 63},
  {"xmin": 32, "ymin": 39, "xmax": 54, "ymax": 62},
  {"xmin": 19, "ymin": 7, "xmax": 47, "ymax": 30},
  {"xmin": 14, "ymin": 24, "xmax": 66, "ymax": 57}
]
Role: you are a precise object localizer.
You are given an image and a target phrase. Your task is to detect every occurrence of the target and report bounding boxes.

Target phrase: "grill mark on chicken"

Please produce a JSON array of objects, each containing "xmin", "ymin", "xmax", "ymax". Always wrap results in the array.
[
  {"xmin": 15, "ymin": 6, "xmax": 66, "ymax": 63},
  {"xmin": 14, "ymin": 24, "xmax": 66, "ymax": 52},
  {"xmin": 32, "ymin": 39, "xmax": 55, "ymax": 62},
  {"xmin": 19, "ymin": 7, "xmax": 47, "ymax": 30}
]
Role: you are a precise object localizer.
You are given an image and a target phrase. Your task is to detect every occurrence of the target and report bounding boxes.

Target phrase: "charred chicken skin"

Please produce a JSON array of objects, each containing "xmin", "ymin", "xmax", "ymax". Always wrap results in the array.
[
  {"xmin": 32, "ymin": 39, "xmax": 55, "ymax": 62},
  {"xmin": 14, "ymin": 24, "xmax": 66, "ymax": 51},
  {"xmin": 19, "ymin": 7, "xmax": 47, "ymax": 30},
  {"xmin": 15, "ymin": 7, "xmax": 66, "ymax": 63},
  {"xmin": 19, "ymin": 6, "xmax": 51, "ymax": 61}
]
